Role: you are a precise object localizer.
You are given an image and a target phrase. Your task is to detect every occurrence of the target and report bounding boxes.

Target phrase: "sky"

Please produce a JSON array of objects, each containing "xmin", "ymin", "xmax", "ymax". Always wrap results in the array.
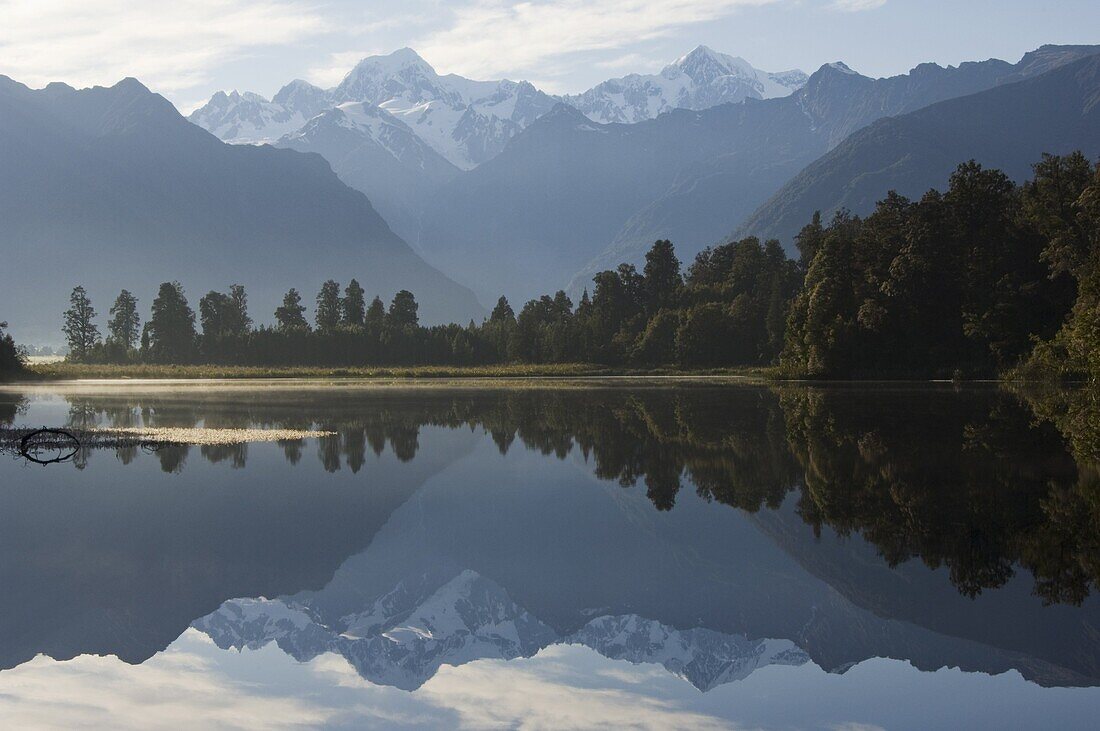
[{"xmin": 1, "ymin": 0, "xmax": 1098, "ymax": 113}]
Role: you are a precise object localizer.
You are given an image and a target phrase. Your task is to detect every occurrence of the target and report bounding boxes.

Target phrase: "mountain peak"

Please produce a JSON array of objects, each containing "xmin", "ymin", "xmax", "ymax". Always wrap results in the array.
[
  {"xmin": 347, "ymin": 47, "xmax": 436, "ymax": 79},
  {"xmin": 671, "ymin": 45, "xmax": 754, "ymax": 82},
  {"xmin": 113, "ymin": 76, "xmax": 150, "ymax": 93},
  {"xmin": 825, "ymin": 61, "xmax": 858, "ymax": 75}
]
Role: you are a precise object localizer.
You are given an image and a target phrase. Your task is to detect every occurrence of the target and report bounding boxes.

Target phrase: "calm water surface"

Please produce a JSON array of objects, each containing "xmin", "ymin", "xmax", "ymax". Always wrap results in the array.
[{"xmin": 0, "ymin": 381, "xmax": 1098, "ymax": 729}]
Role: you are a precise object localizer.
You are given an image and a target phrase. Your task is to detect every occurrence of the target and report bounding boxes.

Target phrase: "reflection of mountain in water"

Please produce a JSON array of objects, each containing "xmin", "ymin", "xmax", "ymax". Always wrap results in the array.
[
  {"xmin": 191, "ymin": 417, "xmax": 1100, "ymax": 689},
  {"xmin": 0, "ymin": 413, "xmax": 478, "ymax": 671},
  {"xmin": 3, "ymin": 384, "xmax": 1099, "ymax": 690},
  {"xmin": 195, "ymin": 569, "xmax": 808, "ymax": 692}
]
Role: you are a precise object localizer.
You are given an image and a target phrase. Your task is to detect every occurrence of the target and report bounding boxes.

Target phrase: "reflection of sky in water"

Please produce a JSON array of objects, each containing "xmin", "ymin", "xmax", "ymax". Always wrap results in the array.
[
  {"xmin": 2, "ymin": 386, "xmax": 1100, "ymax": 729},
  {"xmin": 4, "ymin": 631, "xmax": 1100, "ymax": 730}
]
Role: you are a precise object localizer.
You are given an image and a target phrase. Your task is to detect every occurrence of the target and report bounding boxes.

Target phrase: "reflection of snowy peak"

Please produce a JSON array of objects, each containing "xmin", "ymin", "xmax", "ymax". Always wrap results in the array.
[
  {"xmin": 194, "ymin": 570, "xmax": 555, "ymax": 691},
  {"xmin": 568, "ymin": 614, "xmax": 809, "ymax": 691},
  {"xmin": 193, "ymin": 569, "xmax": 807, "ymax": 692},
  {"xmin": 564, "ymin": 45, "xmax": 808, "ymax": 124}
]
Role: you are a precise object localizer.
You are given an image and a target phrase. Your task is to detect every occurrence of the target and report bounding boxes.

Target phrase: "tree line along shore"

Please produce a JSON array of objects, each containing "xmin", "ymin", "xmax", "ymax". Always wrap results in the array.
[{"xmin": 2, "ymin": 153, "xmax": 1098, "ymax": 383}]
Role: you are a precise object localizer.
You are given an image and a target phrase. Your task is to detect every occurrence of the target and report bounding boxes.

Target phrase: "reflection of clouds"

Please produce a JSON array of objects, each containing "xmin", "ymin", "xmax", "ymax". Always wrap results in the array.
[
  {"xmin": 0, "ymin": 635, "xmax": 733, "ymax": 730},
  {"xmin": 418, "ymin": 646, "xmax": 733, "ymax": 730},
  {"xmin": 4, "ymin": 634, "xmax": 1100, "ymax": 730},
  {"xmin": 0, "ymin": 633, "xmax": 329, "ymax": 729}
]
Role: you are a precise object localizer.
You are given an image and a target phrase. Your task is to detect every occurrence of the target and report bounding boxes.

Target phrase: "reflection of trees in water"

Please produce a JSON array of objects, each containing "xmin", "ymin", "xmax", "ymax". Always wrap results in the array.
[
  {"xmin": 201, "ymin": 443, "xmax": 248, "ymax": 469},
  {"xmin": 780, "ymin": 386, "xmax": 1100, "ymax": 605},
  {"xmin": 53, "ymin": 385, "xmax": 1100, "ymax": 603},
  {"xmin": 0, "ymin": 396, "xmax": 26, "ymax": 426}
]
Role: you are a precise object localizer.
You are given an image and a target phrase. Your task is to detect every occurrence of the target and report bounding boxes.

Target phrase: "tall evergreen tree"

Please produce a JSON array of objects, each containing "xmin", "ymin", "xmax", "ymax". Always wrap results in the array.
[
  {"xmin": 365, "ymin": 296, "xmax": 386, "ymax": 329},
  {"xmin": 107, "ymin": 290, "xmax": 140, "ymax": 348},
  {"xmin": 275, "ymin": 289, "xmax": 309, "ymax": 331},
  {"xmin": 199, "ymin": 285, "xmax": 251, "ymax": 339},
  {"xmin": 315, "ymin": 280, "xmax": 342, "ymax": 332},
  {"xmin": 642, "ymin": 240, "xmax": 682, "ymax": 315},
  {"xmin": 227, "ymin": 284, "xmax": 252, "ymax": 336},
  {"xmin": 147, "ymin": 282, "xmax": 196, "ymax": 363},
  {"xmin": 342, "ymin": 279, "xmax": 366, "ymax": 327},
  {"xmin": 490, "ymin": 296, "xmax": 515, "ymax": 323},
  {"xmin": 388, "ymin": 290, "xmax": 419, "ymax": 329},
  {"xmin": 62, "ymin": 286, "xmax": 100, "ymax": 361}
]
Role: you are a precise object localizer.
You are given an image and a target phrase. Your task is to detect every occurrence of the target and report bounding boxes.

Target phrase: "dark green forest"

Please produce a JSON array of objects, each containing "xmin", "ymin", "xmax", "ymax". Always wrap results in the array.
[{"xmin": 34, "ymin": 153, "xmax": 1100, "ymax": 381}]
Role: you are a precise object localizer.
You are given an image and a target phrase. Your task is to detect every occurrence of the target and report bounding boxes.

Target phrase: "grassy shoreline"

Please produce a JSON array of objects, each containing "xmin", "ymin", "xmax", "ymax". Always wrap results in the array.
[{"xmin": 18, "ymin": 362, "xmax": 771, "ymax": 382}]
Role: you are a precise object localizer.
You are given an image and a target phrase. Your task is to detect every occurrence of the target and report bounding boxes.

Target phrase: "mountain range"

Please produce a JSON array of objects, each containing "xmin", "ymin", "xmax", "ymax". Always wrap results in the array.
[
  {"xmin": 187, "ymin": 44, "xmax": 1099, "ymax": 307},
  {"xmin": 188, "ymin": 430, "xmax": 1100, "ymax": 691},
  {"xmin": 738, "ymin": 51, "xmax": 1100, "ymax": 244},
  {"xmin": 194, "ymin": 569, "xmax": 810, "ymax": 692},
  {"xmin": 0, "ymin": 74, "xmax": 482, "ymax": 343},
  {"xmin": 4, "ymin": 43, "xmax": 1099, "ymax": 341},
  {"xmin": 188, "ymin": 45, "xmax": 808, "ymax": 252}
]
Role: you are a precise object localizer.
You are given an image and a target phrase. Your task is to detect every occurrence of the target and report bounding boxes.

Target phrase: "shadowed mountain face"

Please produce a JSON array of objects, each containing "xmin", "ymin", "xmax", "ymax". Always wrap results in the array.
[
  {"xmin": 0, "ymin": 76, "xmax": 483, "ymax": 343},
  {"xmin": 276, "ymin": 102, "xmax": 461, "ymax": 249},
  {"xmin": 4, "ymin": 384, "xmax": 1096, "ymax": 690},
  {"xmin": 739, "ymin": 52, "xmax": 1100, "ymax": 247},
  {"xmin": 404, "ymin": 45, "xmax": 1099, "ymax": 304},
  {"xmin": 568, "ymin": 45, "xmax": 1100, "ymax": 292}
]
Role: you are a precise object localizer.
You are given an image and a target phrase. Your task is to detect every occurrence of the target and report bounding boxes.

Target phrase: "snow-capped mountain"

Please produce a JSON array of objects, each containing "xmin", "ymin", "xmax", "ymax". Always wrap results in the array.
[
  {"xmin": 192, "ymin": 569, "xmax": 808, "ymax": 692},
  {"xmin": 563, "ymin": 45, "xmax": 808, "ymax": 124},
  {"xmin": 187, "ymin": 80, "xmax": 329, "ymax": 144},
  {"xmin": 189, "ymin": 48, "xmax": 558, "ymax": 170},
  {"xmin": 326, "ymin": 48, "xmax": 558, "ymax": 169},
  {"xmin": 188, "ymin": 46, "xmax": 804, "ymax": 168}
]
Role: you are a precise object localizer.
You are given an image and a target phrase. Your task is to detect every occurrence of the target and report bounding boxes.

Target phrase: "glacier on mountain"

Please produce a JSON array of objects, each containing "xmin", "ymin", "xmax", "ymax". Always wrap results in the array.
[
  {"xmin": 188, "ymin": 46, "xmax": 806, "ymax": 167},
  {"xmin": 563, "ymin": 45, "xmax": 808, "ymax": 124}
]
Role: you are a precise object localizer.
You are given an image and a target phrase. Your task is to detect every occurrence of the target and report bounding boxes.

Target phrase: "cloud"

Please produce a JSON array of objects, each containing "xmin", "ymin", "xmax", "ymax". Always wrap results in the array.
[
  {"xmin": 829, "ymin": 0, "xmax": 886, "ymax": 11},
  {"xmin": 306, "ymin": 49, "xmax": 388, "ymax": 88},
  {"xmin": 0, "ymin": 0, "xmax": 327, "ymax": 92},
  {"xmin": 414, "ymin": 0, "xmax": 780, "ymax": 81}
]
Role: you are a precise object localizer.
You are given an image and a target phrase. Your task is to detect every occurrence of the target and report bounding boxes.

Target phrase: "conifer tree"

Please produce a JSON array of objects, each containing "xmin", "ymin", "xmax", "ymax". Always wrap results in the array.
[
  {"xmin": 107, "ymin": 290, "xmax": 140, "ymax": 348},
  {"xmin": 147, "ymin": 282, "xmax": 196, "ymax": 363},
  {"xmin": 315, "ymin": 280, "xmax": 342, "ymax": 332},
  {"xmin": 343, "ymin": 279, "xmax": 366, "ymax": 326},
  {"xmin": 275, "ymin": 289, "xmax": 309, "ymax": 331},
  {"xmin": 62, "ymin": 286, "xmax": 100, "ymax": 361}
]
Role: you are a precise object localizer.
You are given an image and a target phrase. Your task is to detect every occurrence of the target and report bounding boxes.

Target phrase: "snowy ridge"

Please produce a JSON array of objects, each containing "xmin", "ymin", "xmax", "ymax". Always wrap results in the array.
[
  {"xmin": 188, "ymin": 82, "xmax": 329, "ymax": 144},
  {"xmin": 189, "ymin": 46, "xmax": 806, "ymax": 166},
  {"xmin": 192, "ymin": 569, "xmax": 809, "ymax": 692},
  {"xmin": 281, "ymin": 102, "xmax": 444, "ymax": 172},
  {"xmin": 330, "ymin": 51, "xmax": 557, "ymax": 169},
  {"xmin": 563, "ymin": 45, "xmax": 808, "ymax": 124},
  {"xmin": 566, "ymin": 614, "xmax": 809, "ymax": 691},
  {"xmin": 190, "ymin": 49, "xmax": 556, "ymax": 169},
  {"xmin": 194, "ymin": 570, "xmax": 555, "ymax": 690}
]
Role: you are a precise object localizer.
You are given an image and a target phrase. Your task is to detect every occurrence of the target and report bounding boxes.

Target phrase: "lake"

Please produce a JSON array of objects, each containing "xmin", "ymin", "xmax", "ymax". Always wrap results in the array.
[{"xmin": 1, "ymin": 381, "xmax": 1098, "ymax": 729}]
